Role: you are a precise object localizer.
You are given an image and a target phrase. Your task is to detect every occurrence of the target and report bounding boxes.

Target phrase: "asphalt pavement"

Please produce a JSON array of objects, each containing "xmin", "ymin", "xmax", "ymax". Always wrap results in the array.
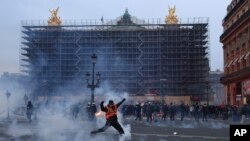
[{"xmin": 0, "ymin": 117, "xmax": 249, "ymax": 141}]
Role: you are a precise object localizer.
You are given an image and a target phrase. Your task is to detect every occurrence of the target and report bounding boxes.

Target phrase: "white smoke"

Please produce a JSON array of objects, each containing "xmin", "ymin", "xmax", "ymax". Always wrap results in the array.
[
  {"xmin": 146, "ymin": 119, "xmax": 229, "ymax": 129},
  {"xmin": 2, "ymin": 79, "xmax": 131, "ymax": 141},
  {"xmin": 0, "ymin": 77, "xmax": 26, "ymax": 120},
  {"xmin": 7, "ymin": 120, "xmax": 34, "ymax": 138},
  {"xmin": 1, "ymin": 74, "xmax": 231, "ymax": 141}
]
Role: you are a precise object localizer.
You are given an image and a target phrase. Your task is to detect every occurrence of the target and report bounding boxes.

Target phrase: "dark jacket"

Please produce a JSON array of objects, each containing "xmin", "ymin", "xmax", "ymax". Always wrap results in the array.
[
  {"xmin": 241, "ymin": 105, "xmax": 247, "ymax": 115},
  {"xmin": 27, "ymin": 102, "xmax": 33, "ymax": 114}
]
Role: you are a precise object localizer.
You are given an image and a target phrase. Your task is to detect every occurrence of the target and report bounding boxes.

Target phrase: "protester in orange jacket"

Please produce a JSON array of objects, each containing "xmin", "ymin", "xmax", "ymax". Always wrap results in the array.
[{"xmin": 90, "ymin": 98, "xmax": 126, "ymax": 135}]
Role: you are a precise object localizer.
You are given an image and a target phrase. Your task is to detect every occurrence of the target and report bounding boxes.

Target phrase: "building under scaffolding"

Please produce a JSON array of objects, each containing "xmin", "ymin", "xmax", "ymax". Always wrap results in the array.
[{"xmin": 21, "ymin": 9, "xmax": 210, "ymax": 100}]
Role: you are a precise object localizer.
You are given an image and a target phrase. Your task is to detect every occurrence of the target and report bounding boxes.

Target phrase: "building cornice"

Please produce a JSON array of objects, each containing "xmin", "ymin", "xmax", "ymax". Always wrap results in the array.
[{"xmin": 220, "ymin": 9, "xmax": 250, "ymax": 42}]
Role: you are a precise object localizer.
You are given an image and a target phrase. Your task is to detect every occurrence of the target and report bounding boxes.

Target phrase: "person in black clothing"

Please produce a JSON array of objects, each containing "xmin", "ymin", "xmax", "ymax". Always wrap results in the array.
[
  {"xmin": 91, "ymin": 103, "xmax": 97, "ymax": 117},
  {"xmin": 90, "ymin": 98, "xmax": 126, "ymax": 135},
  {"xmin": 202, "ymin": 104, "xmax": 208, "ymax": 121},
  {"xmin": 86, "ymin": 102, "xmax": 97, "ymax": 120},
  {"xmin": 135, "ymin": 103, "xmax": 142, "ymax": 121},
  {"xmin": 232, "ymin": 105, "xmax": 238, "ymax": 122},
  {"xmin": 86, "ymin": 102, "xmax": 91, "ymax": 119},
  {"xmin": 72, "ymin": 103, "xmax": 81, "ymax": 120},
  {"xmin": 145, "ymin": 102, "xmax": 153, "ymax": 123},
  {"xmin": 180, "ymin": 102, "xmax": 185, "ymax": 121},
  {"xmin": 241, "ymin": 104, "xmax": 247, "ymax": 123},
  {"xmin": 26, "ymin": 101, "xmax": 33, "ymax": 122},
  {"xmin": 194, "ymin": 103, "xmax": 200, "ymax": 121},
  {"xmin": 169, "ymin": 103, "xmax": 176, "ymax": 121},
  {"xmin": 162, "ymin": 104, "xmax": 168, "ymax": 120}
]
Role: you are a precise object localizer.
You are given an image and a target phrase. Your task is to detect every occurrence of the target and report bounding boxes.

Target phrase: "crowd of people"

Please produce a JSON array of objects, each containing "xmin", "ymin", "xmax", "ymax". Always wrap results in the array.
[
  {"xmin": 24, "ymin": 99, "xmax": 250, "ymax": 124},
  {"xmin": 24, "ymin": 100, "xmax": 98, "ymax": 122},
  {"xmin": 121, "ymin": 101, "xmax": 250, "ymax": 123},
  {"xmin": 24, "ymin": 98, "xmax": 127, "ymax": 136}
]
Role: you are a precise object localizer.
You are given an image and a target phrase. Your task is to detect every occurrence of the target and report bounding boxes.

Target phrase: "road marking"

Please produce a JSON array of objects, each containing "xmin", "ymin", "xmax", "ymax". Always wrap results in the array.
[{"xmin": 131, "ymin": 133, "xmax": 229, "ymax": 140}]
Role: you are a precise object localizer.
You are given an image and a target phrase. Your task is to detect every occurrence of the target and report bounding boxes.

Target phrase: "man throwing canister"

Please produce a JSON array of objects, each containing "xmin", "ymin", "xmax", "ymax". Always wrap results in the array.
[{"xmin": 90, "ymin": 98, "xmax": 126, "ymax": 135}]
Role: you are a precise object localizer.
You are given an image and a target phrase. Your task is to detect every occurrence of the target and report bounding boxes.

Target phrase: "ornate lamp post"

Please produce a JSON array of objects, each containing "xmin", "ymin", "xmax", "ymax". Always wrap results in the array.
[
  {"xmin": 85, "ymin": 53, "xmax": 101, "ymax": 104},
  {"xmin": 6, "ymin": 90, "xmax": 11, "ymax": 120}
]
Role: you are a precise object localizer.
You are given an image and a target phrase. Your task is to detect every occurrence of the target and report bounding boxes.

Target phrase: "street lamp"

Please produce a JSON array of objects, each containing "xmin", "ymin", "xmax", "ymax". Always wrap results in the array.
[
  {"xmin": 6, "ymin": 90, "xmax": 11, "ymax": 120},
  {"xmin": 85, "ymin": 53, "xmax": 101, "ymax": 104}
]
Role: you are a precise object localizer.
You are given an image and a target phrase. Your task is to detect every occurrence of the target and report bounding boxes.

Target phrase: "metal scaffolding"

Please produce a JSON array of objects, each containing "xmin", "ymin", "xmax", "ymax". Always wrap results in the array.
[{"xmin": 20, "ymin": 11, "xmax": 210, "ymax": 100}]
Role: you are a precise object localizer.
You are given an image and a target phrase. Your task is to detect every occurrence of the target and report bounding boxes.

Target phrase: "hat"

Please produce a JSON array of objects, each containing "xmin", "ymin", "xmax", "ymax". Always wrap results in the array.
[{"xmin": 109, "ymin": 100, "xmax": 114, "ymax": 105}]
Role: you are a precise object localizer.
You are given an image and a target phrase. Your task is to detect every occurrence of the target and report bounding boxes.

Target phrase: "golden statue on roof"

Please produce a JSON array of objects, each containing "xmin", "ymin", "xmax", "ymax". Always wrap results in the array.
[
  {"xmin": 48, "ymin": 7, "xmax": 61, "ymax": 26},
  {"xmin": 165, "ymin": 6, "xmax": 178, "ymax": 24}
]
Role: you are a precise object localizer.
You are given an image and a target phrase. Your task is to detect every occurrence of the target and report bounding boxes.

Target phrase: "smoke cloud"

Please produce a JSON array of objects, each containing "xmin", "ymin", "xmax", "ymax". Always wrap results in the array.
[{"xmin": 0, "ymin": 73, "xmax": 131, "ymax": 141}]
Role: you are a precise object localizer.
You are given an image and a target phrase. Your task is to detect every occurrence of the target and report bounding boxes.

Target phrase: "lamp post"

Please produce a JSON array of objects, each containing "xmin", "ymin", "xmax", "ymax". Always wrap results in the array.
[
  {"xmin": 6, "ymin": 90, "xmax": 11, "ymax": 120},
  {"xmin": 85, "ymin": 53, "xmax": 101, "ymax": 105}
]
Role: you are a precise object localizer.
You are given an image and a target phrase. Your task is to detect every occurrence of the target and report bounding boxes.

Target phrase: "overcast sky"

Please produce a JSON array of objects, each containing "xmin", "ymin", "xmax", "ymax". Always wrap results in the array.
[{"xmin": 0, "ymin": 0, "xmax": 230, "ymax": 75}]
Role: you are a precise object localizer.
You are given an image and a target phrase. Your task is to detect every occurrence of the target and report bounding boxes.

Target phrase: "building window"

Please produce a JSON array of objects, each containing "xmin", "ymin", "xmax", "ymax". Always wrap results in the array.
[
  {"xmin": 243, "ymin": 59, "xmax": 246, "ymax": 68},
  {"xmin": 242, "ymin": 43, "xmax": 246, "ymax": 49},
  {"xmin": 226, "ymin": 68, "xmax": 230, "ymax": 74},
  {"xmin": 237, "ymin": 63, "xmax": 240, "ymax": 71},
  {"xmin": 231, "ymin": 50, "xmax": 235, "ymax": 56},
  {"xmin": 242, "ymin": 9, "xmax": 245, "ymax": 14}
]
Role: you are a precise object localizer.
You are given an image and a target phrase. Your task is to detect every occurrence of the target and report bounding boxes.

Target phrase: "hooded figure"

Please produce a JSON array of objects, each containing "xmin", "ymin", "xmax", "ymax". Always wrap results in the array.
[{"xmin": 90, "ymin": 98, "xmax": 126, "ymax": 135}]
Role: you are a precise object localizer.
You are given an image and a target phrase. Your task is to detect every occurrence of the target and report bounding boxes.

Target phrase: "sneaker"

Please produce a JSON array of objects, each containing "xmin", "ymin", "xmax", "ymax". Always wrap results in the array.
[{"xmin": 90, "ymin": 131, "xmax": 97, "ymax": 134}]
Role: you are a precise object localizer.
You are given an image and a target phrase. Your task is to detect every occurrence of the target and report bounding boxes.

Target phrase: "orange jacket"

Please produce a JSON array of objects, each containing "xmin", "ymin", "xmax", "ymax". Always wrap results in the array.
[{"xmin": 105, "ymin": 105, "xmax": 117, "ymax": 120}]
